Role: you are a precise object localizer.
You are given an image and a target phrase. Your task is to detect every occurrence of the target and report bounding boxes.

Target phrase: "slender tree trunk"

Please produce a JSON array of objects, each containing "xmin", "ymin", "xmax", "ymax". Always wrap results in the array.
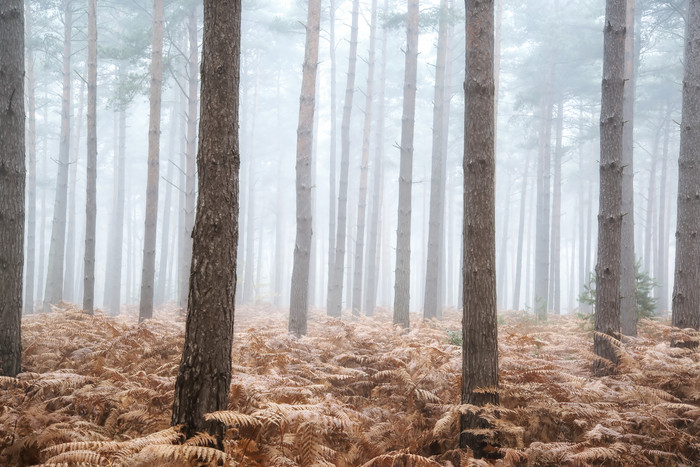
[
  {"xmin": 655, "ymin": 109, "xmax": 670, "ymax": 314},
  {"xmin": 37, "ymin": 86, "xmax": 48, "ymax": 305},
  {"xmin": 643, "ymin": 116, "xmax": 662, "ymax": 274},
  {"xmin": 350, "ymin": 0, "xmax": 377, "ymax": 317},
  {"xmin": 171, "ymin": 0, "xmax": 240, "ymax": 439},
  {"xmin": 512, "ymin": 158, "xmax": 529, "ymax": 310},
  {"xmin": 393, "ymin": 0, "xmax": 419, "ymax": 328},
  {"xmin": 289, "ymin": 0, "xmax": 322, "ymax": 336},
  {"xmin": 43, "ymin": 0, "xmax": 72, "ymax": 313},
  {"xmin": 326, "ymin": 0, "xmax": 338, "ymax": 309},
  {"xmin": 672, "ymin": 0, "xmax": 700, "ymax": 340},
  {"xmin": 327, "ymin": 0, "xmax": 360, "ymax": 318},
  {"xmin": 549, "ymin": 98, "xmax": 563, "ymax": 315},
  {"xmin": 83, "ymin": 0, "xmax": 97, "ymax": 314},
  {"xmin": 424, "ymin": 0, "xmax": 449, "ymax": 320},
  {"xmin": 620, "ymin": 0, "xmax": 637, "ymax": 336},
  {"xmin": 64, "ymin": 82, "xmax": 84, "ymax": 303},
  {"xmin": 156, "ymin": 102, "xmax": 177, "ymax": 305},
  {"xmin": 460, "ymin": 0, "xmax": 498, "ymax": 455},
  {"xmin": 25, "ymin": 4, "xmax": 37, "ymax": 314},
  {"xmin": 139, "ymin": 0, "xmax": 164, "ymax": 322},
  {"xmin": 242, "ymin": 64, "xmax": 259, "ymax": 304},
  {"xmin": 578, "ymin": 106, "xmax": 589, "ymax": 312},
  {"xmin": 594, "ymin": 0, "xmax": 626, "ymax": 376},
  {"xmin": 497, "ymin": 177, "xmax": 512, "ymax": 309},
  {"xmin": 0, "ymin": 0, "xmax": 25, "ymax": 377}
]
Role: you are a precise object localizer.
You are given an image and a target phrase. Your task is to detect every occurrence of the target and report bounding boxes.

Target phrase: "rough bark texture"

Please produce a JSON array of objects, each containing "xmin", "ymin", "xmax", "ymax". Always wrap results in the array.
[
  {"xmin": 672, "ymin": 0, "xmax": 700, "ymax": 340},
  {"xmin": 289, "ymin": 0, "xmax": 321, "ymax": 337},
  {"xmin": 25, "ymin": 4, "xmax": 37, "ymax": 314},
  {"xmin": 351, "ymin": 0, "xmax": 377, "ymax": 317},
  {"xmin": 424, "ymin": 0, "xmax": 449, "ymax": 321},
  {"xmin": 83, "ymin": 0, "xmax": 97, "ymax": 314},
  {"xmin": 393, "ymin": 0, "xmax": 419, "ymax": 329},
  {"xmin": 0, "ymin": 0, "xmax": 25, "ymax": 377},
  {"xmin": 139, "ymin": 0, "xmax": 164, "ymax": 322},
  {"xmin": 460, "ymin": 0, "xmax": 498, "ymax": 455},
  {"xmin": 594, "ymin": 0, "xmax": 626, "ymax": 377},
  {"xmin": 171, "ymin": 0, "xmax": 240, "ymax": 438},
  {"xmin": 43, "ymin": 0, "xmax": 72, "ymax": 313},
  {"xmin": 620, "ymin": 0, "xmax": 637, "ymax": 336},
  {"xmin": 327, "ymin": 0, "xmax": 359, "ymax": 318}
]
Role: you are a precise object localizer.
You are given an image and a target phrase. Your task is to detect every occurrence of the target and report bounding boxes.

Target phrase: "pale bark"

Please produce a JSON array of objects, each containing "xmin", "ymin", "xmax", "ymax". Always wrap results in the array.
[
  {"xmin": 83, "ymin": 0, "xmax": 97, "ymax": 314},
  {"xmin": 393, "ymin": 0, "xmax": 419, "ymax": 328},
  {"xmin": 25, "ymin": 4, "xmax": 37, "ymax": 314},
  {"xmin": 64, "ymin": 82, "xmax": 84, "ymax": 303},
  {"xmin": 139, "ymin": 0, "xmax": 164, "ymax": 322},
  {"xmin": 549, "ymin": 98, "xmax": 563, "ymax": 315},
  {"xmin": 512, "ymin": 158, "xmax": 529, "ymax": 310},
  {"xmin": 655, "ymin": 110, "xmax": 671, "ymax": 313},
  {"xmin": 594, "ymin": 0, "xmax": 626, "ymax": 376},
  {"xmin": 289, "ymin": 0, "xmax": 322, "ymax": 336},
  {"xmin": 460, "ymin": 0, "xmax": 498, "ymax": 455},
  {"xmin": 0, "ymin": 0, "xmax": 25, "ymax": 376},
  {"xmin": 326, "ymin": 0, "xmax": 338, "ymax": 310}
]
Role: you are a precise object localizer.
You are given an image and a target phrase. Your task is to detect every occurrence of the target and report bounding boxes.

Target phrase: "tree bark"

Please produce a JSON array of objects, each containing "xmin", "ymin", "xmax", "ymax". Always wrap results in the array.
[
  {"xmin": 655, "ymin": 107, "xmax": 671, "ymax": 314},
  {"xmin": 171, "ymin": 0, "xmax": 240, "ymax": 439},
  {"xmin": 289, "ymin": 0, "xmax": 322, "ymax": 336},
  {"xmin": 43, "ymin": 0, "xmax": 72, "ymax": 313},
  {"xmin": 549, "ymin": 98, "xmax": 563, "ymax": 315},
  {"xmin": 512, "ymin": 158, "xmax": 529, "ymax": 310},
  {"xmin": 620, "ymin": 0, "xmax": 637, "ymax": 336},
  {"xmin": 0, "ymin": 0, "xmax": 25, "ymax": 377},
  {"xmin": 25, "ymin": 4, "xmax": 37, "ymax": 314},
  {"xmin": 594, "ymin": 0, "xmax": 626, "ymax": 376},
  {"xmin": 671, "ymin": 0, "xmax": 700, "ymax": 340},
  {"xmin": 83, "ymin": 0, "xmax": 97, "ymax": 314},
  {"xmin": 393, "ymin": 0, "xmax": 419, "ymax": 329},
  {"xmin": 460, "ymin": 0, "xmax": 498, "ymax": 455},
  {"xmin": 327, "ymin": 0, "xmax": 359, "ymax": 318},
  {"xmin": 326, "ymin": 0, "xmax": 338, "ymax": 314},
  {"xmin": 139, "ymin": 0, "xmax": 164, "ymax": 322},
  {"xmin": 64, "ymin": 82, "xmax": 84, "ymax": 303}
]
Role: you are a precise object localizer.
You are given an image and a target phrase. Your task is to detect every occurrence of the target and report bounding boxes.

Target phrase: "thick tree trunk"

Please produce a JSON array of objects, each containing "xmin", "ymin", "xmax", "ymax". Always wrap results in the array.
[
  {"xmin": 393, "ymin": 0, "xmax": 419, "ymax": 329},
  {"xmin": 83, "ymin": 0, "xmax": 97, "ymax": 314},
  {"xmin": 350, "ymin": 0, "xmax": 377, "ymax": 317},
  {"xmin": 423, "ymin": 0, "xmax": 449, "ymax": 320},
  {"xmin": 171, "ymin": 0, "xmax": 240, "ymax": 439},
  {"xmin": 512, "ymin": 158, "xmax": 529, "ymax": 310},
  {"xmin": 460, "ymin": 0, "xmax": 498, "ymax": 455},
  {"xmin": 289, "ymin": 0, "xmax": 322, "ymax": 336},
  {"xmin": 620, "ymin": 0, "xmax": 637, "ymax": 336},
  {"xmin": 25, "ymin": 4, "xmax": 37, "ymax": 314},
  {"xmin": 672, "ymin": 0, "xmax": 700, "ymax": 340},
  {"xmin": 44, "ymin": 0, "xmax": 72, "ymax": 313},
  {"xmin": 594, "ymin": 0, "xmax": 626, "ymax": 376},
  {"xmin": 327, "ymin": 0, "xmax": 359, "ymax": 318},
  {"xmin": 139, "ymin": 0, "xmax": 164, "ymax": 322},
  {"xmin": 0, "ymin": 0, "xmax": 25, "ymax": 377}
]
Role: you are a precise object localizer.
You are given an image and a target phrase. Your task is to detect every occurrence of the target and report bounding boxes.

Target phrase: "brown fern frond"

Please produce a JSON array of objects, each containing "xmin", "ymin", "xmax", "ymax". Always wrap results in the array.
[
  {"xmin": 44, "ymin": 449, "xmax": 106, "ymax": 465},
  {"xmin": 139, "ymin": 444, "xmax": 228, "ymax": 464},
  {"xmin": 205, "ymin": 410, "xmax": 262, "ymax": 429}
]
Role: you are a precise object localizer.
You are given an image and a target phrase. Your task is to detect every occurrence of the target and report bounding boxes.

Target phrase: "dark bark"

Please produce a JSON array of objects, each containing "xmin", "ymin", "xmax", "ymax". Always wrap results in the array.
[
  {"xmin": 460, "ymin": 0, "xmax": 498, "ymax": 455},
  {"xmin": 83, "ymin": 0, "xmax": 97, "ymax": 314},
  {"xmin": 289, "ymin": 0, "xmax": 322, "ymax": 336},
  {"xmin": 393, "ymin": 0, "xmax": 419, "ymax": 329},
  {"xmin": 139, "ymin": 0, "xmax": 164, "ymax": 322},
  {"xmin": 171, "ymin": 0, "xmax": 240, "ymax": 438},
  {"xmin": 594, "ymin": 0, "xmax": 626, "ymax": 376},
  {"xmin": 671, "ymin": 0, "xmax": 700, "ymax": 340}
]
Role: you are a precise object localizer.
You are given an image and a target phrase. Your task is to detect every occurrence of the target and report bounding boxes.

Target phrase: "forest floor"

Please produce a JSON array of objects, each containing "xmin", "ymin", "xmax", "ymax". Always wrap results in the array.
[{"xmin": 0, "ymin": 303, "xmax": 698, "ymax": 466}]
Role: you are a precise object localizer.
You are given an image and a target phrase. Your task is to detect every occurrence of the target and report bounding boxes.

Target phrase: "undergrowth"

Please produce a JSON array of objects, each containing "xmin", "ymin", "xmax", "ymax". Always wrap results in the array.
[{"xmin": 0, "ymin": 303, "xmax": 698, "ymax": 466}]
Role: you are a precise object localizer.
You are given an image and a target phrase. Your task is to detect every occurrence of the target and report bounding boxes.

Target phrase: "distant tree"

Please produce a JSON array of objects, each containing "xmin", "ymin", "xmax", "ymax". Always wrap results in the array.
[
  {"xmin": 139, "ymin": 0, "xmax": 165, "ymax": 322},
  {"xmin": 594, "ymin": 0, "xmax": 626, "ymax": 377},
  {"xmin": 289, "ymin": 0, "xmax": 322, "ymax": 336},
  {"xmin": 171, "ymin": 0, "xmax": 240, "ymax": 438},
  {"xmin": 671, "ymin": 0, "xmax": 700, "ymax": 344},
  {"xmin": 460, "ymin": 0, "xmax": 498, "ymax": 456},
  {"xmin": 393, "ymin": 0, "xmax": 419, "ymax": 329},
  {"xmin": 0, "ymin": 0, "xmax": 26, "ymax": 377},
  {"xmin": 43, "ymin": 0, "xmax": 73, "ymax": 314},
  {"xmin": 83, "ymin": 0, "xmax": 97, "ymax": 314}
]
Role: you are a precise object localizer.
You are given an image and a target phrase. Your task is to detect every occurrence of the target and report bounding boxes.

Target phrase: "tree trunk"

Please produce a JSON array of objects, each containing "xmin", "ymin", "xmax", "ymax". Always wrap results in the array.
[
  {"xmin": 139, "ymin": 0, "xmax": 164, "ymax": 322},
  {"xmin": 549, "ymin": 98, "xmax": 563, "ymax": 315},
  {"xmin": 325, "ymin": 0, "xmax": 338, "ymax": 313},
  {"xmin": 289, "ymin": 0, "xmax": 322, "ymax": 336},
  {"xmin": 512, "ymin": 158, "xmax": 529, "ymax": 310},
  {"xmin": 350, "ymin": 0, "xmax": 377, "ymax": 317},
  {"xmin": 327, "ymin": 0, "xmax": 359, "ymax": 318},
  {"xmin": 156, "ymin": 103, "xmax": 177, "ymax": 305},
  {"xmin": 242, "ymin": 63, "xmax": 259, "ymax": 304},
  {"xmin": 671, "ymin": 0, "xmax": 700, "ymax": 340},
  {"xmin": 620, "ymin": 0, "xmax": 637, "ymax": 336},
  {"xmin": 643, "ymin": 115, "xmax": 662, "ymax": 274},
  {"xmin": 43, "ymin": 0, "xmax": 72, "ymax": 313},
  {"xmin": 171, "ymin": 0, "xmax": 240, "ymax": 439},
  {"xmin": 83, "ymin": 0, "xmax": 97, "ymax": 314},
  {"xmin": 424, "ymin": 0, "xmax": 449, "ymax": 320},
  {"xmin": 594, "ymin": 0, "xmax": 626, "ymax": 376},
  {"xmin": 393, "ymin": 0, "xmax": 419, "ymax": 329},
  {"xmin": 460, "ymin": 0, "xmax": 498, "ymax": 455},
  {"xmin": 655, "ymin": 108, "xmax": 670, "ymax": 314},
  {"xmin": 0, "ymin": 0, "xmax": 25, "ymax": 377},
  {"xmin": 64, "ymin": 82, "xmax": 84, "ymax": 303},
  {"xmin": 497, "ymin": 176, "xmax": 512, "ymax": 309},
  {"xmin": 25, "ymin": 4, "xmax": 37, "ymax": 315}
]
